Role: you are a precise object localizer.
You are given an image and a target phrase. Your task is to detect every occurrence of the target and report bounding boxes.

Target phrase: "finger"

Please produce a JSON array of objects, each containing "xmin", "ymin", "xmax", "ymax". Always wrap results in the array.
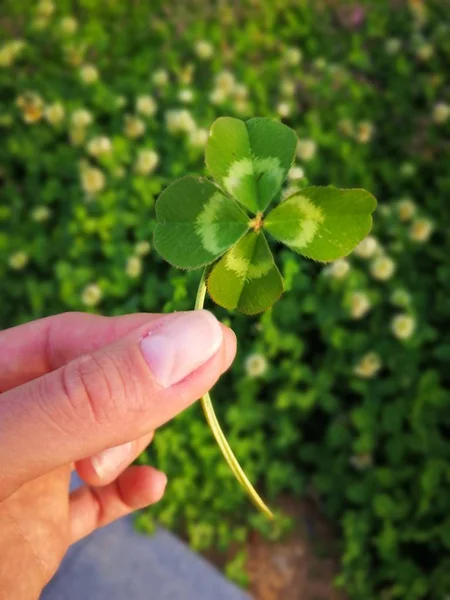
[
  {"xmin": 69, "ymin": 465, "xmax": 167, "ymax": 544},
  {"xmin": 0, "ymin": 312, "xmax": 161, "ymax": 392},
  {"xmin": 75, "ymin": 431, "xmax": 155, "ymax": 486},
  {"xmin": 0, "ymin": 310, "xmax": 237, "ymax": 500}
]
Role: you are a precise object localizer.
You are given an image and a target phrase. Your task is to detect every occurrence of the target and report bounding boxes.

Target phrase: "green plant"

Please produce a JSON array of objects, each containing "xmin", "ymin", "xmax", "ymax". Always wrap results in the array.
[
  {"xmin": 154, "ymin": 116, "xmax": 376, "ymax": 517},
  {"xmin": 2, "ymin": 1, "xmax": 450, "ymax": 596}
]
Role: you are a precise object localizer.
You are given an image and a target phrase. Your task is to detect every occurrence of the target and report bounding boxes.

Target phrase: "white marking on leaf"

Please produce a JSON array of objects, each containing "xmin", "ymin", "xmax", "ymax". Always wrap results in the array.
[
  {"xmin": 225, "ymin": 243, "xmax": 272, "ymax": 281},
  {"xmin": 222, "ymin": 155, "xmax": 284, "ymax": 207},
  {"xmin": 223, "ymin": 158, "xmax": 254, "ymax": 196},
  {"xmin": 195, "ymin": 192, "xmax": 230, "ymax": 254},
  {"xmin": 277, "ymin": 195, "xmax": 325, "ymax": 248},
  {"xmin": 252, "ymin": 156, "xmax": 284, "ymax": 191}
]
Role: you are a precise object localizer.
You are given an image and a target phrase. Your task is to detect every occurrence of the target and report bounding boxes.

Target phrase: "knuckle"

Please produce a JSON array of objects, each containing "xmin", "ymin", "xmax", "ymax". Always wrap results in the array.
[{"xmin": 60, "ymin": 351, "xmax": 132, "ymax": 426}]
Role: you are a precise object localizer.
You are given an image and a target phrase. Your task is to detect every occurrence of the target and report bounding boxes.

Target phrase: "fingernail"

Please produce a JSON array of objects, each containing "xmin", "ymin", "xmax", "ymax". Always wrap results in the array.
[
  {"xmin": 91, "ymin": 442, "xmax": 134, "ymax": 479},
  {"xmin": 140, "ymin": 310, "xmax": 223, "ymax": 388}
]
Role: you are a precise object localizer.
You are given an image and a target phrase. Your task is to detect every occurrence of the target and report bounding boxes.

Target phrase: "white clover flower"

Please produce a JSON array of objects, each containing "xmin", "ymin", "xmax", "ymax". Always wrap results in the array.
[
  {"xmin": 277, "ymin": 102, "xmax": 291, "ymax": 118},
  {"xmin": 329, "ymin": 64, "xmax": 347, "ymax": 85},
  {"xmin": 280, "ymin": 79, "xmax": 295, "ymax": 97},
  {"xmin": 113, "ymin": 166, "xmax": 126, "ymax": 179},
  {"xmin": 233, "ymin": 84, "xmax": 249, "ymax": 101},
  {"xmin": 135, "ymin": 149, "xmax": 159, "ymax": 175},
  {"xmin": 16, "ymin": 92, "xmax": 44, "ymax": 124},
  {"xmin": 135, "ymin": 241, "xmax": 151, "ymax": 256},
  {"xmin": 409, "ymin": 2, "xmax": 427, "ymax": 25},
  {"xmin": 349, "ymin": 453, "xmax": 373, "ymax": 470},
  {"xmin": 194, "ymin": 40, "xmax": 214, "ymax": 60},
  {"xmin": 432, "ymin": 102, "xmax": 450, "ymax": 124},
  {"xmin": 179, "ymin": 63, "xmax": 195, "ymax": 85},
  {"xmin": 165, "ymin": 109, "xmax": 196, "ymax": 134},
  {"xmin": 356, "ymin": 121, "xmax": 374, "ymax": 144},
  {"xmin": 284, "ymin": 46, "xmax": 303, "ymax": 66},
  {"xmin": 69, "ymin": 127, "xmax": 86, "ymax": 146},
  {"xmin": 31, "ymin": 205, "xmax": 51, "ymax": 222},
  {"xmin": 397, "ymin": 197, "xmax": 417, "ymax": 222},
  {"xmin": 288, "ymin": 166, "xmax": 304, "ymax": 180},
  {"xmin": 416, "ymin": 43, "xmax": 433, "ymax": 61},
  {"xmin": 245, "ymin": 353, "xmax": 268, "ymax": 378},
  {"xmin": 152, "ymin": 69, "xmax": 169, "ymax": 87},
  {"xmin": 400, "ymin": 162, "xmax": 416, "ymax": 177},
  {"xmin": 81, "ymin": 283, "xmax": 102, "ymax": 307},
  {"xmin": 215, "ymin": 70, "xmax": 236, "ymax": 94},
  {"xmin": 209, "ymin": 88, "xmax": 227, "ymax": 105},
  {"xmin": 8, "ymin": 251, "xmax": 29, "ymax": 270},
  {"xmin": 71, "ymin": 108, "xmax": 93, "ymax": 128},
  {"xmin": 136, "ymin": 95, "xmax": 157, "ymax": 117},
  {"xmin": 390, "ymin": 288, "xmax": 411, "ymax": 308},
  {"xmin": 87, "ymin": 136, "xmax": 112, "ymax": 158},
  {"xmin": 10, "ymin": 40, "xmax": 25, "ymax": 53},
  {"xmin": 379, "ymin": 205, "xmax": 393, "ymax": 218},
  {"xmin": 44, "ymin": 102, "xmax": 65, "ymax": 126},
  {"xmin": 385, "ymin": 38, "xmax": 401, "ymax": 55},
  {"xmin": 354, "ymin": 352, "xmax": 382, "ymax": 379},
  {"xmin": 188, "ymin": 127, "xmax": 209, "ymax": 148},
  {"xmin": 350, "ymin": 291, "xmax": 372, "ymax": 320},
  {"xmin": 391, "ymin": 314, "xmax": 416, "ymax": 340},
  {"xmin": 0, "ymin": 40, "xmax": 25, "ymax": 68},
  {"xmin": 124, "ymin": 115, "xmax": 146, "ymax": 138},
  {"xmin": 116, "ymin": 95, "xmax": 127, "ymax": 109},
  {"xmin": 126, "ymin": 256, "xmax": 142, "ymax": 278},
  {"xmin": 80, "ymin": 165, "xmax": 105, "ymax": 195},
  {"xmin": 36, "ymin": 0, "xmax": 55, "ymax": 17},
  {"xmin": 326, "ymin": 259, "xmax": 350, "ymax": 279},
  {"xmin": 313, "ymin": 57, "xmax": 327, "ymax": 71},
  {"xmin": 370, "ymin": 255, "xmax": 396, "ymax": 281},
  {"xmin": 32, "ymin": 17, "xmax": 50, "ymax": 31},
  {"xmin": 178, "ymin": 88, "xmax": 194, "ymax": 103},
  {"xmin": 60, "ymin": 16, "xmax": 78, "ymax": 34},
  {"xmin": 409, "ymin": 218, "xmax": 434, "ymax": 243},
  {"xmin": 234, "ymin": 99, "xmax": 250, "ymax": 116},
  {"xmin": 79, "ymin": 64, "xmax": 99, "ymax": 84},
  {"xmin": 296, "ymin": 139, "xmax": 317, "ymax": 161},
  {"xmin": 64, "ymin": 43, "xmax": 86, "ymax": 67},
  {"xmin": 338, "ymin": 118, "xmax": 354, "ymax": 137},
  {"xmin": 353, "ymin": 235, "xmax": 379, "ymax": 259}
]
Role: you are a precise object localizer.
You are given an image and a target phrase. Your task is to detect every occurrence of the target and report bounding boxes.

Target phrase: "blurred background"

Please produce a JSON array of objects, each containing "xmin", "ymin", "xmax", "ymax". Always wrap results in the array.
[{"xmin": 1, "ymin": 0, "xmax": 450, "ymax": 598}]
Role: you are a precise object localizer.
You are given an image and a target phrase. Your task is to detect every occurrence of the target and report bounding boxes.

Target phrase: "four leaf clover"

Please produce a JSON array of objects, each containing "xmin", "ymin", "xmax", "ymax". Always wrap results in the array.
[{"xmin": 154, "ymin": 116, "xmax": 377, "ymax": 314}]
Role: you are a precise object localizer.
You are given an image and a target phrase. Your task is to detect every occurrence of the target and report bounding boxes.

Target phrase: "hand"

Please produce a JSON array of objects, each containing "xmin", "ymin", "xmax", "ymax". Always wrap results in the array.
[{"xmin": 0, "ymin": 310, "xmax": 236, "ymax": 599}]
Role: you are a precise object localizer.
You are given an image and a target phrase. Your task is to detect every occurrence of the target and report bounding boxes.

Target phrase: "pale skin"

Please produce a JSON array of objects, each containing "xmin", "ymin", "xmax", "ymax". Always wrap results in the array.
[{"xmin": 0, "ymin": 310, "xmax": 236, "ymax": 599}]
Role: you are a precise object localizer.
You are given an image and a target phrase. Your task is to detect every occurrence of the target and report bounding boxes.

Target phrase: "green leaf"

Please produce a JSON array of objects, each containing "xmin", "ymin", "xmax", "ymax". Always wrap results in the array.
[
  {"xmin": 207, "ymin": 231, "xmax": 284, "ymax": 314},
  {"xmin": 154, "ymin": 176, "xmax": 249, "ymax": 269},
  {"xmin": 264, "ymin": 187, "xmax": 377, "ymax": 261},
  {"xmin": 205, "ymin": 117, "xmax": 297, "ymax": 214}
]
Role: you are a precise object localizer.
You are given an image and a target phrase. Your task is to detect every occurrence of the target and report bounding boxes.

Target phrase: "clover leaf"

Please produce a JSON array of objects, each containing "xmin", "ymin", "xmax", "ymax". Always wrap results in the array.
[
  {"xmin": 154, "ymin": 176, "xmax": 249, "ymax": 269},
  {"xmin": 155, "ymin": 116, "xmax": 377, "ymax": 315},
  {"xmin": 153, "ymin": 116, "xmax": 377, "ymax": 518}
]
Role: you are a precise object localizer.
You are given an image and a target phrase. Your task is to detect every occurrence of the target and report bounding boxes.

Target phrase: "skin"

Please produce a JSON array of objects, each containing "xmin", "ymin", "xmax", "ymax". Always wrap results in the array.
[{"xmin": 0, "ymin": 311, "xmax": 236, "ymax": 599}]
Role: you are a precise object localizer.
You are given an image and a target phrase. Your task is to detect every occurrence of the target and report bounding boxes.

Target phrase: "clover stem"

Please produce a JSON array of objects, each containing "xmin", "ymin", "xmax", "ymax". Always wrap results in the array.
[{"xmin": 195, "ymin": 268, "xmax": 274, "ymax": 520}]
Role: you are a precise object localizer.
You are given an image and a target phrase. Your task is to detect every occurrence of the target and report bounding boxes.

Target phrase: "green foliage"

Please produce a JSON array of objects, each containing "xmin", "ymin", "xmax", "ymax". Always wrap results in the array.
[
  {"xmin": 225, "ymin": 549, "xmax": 250, "ymax": 588},
  {"xmin": 1, "ymin": 1, "xmax": 450, "ymax": 598}
]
